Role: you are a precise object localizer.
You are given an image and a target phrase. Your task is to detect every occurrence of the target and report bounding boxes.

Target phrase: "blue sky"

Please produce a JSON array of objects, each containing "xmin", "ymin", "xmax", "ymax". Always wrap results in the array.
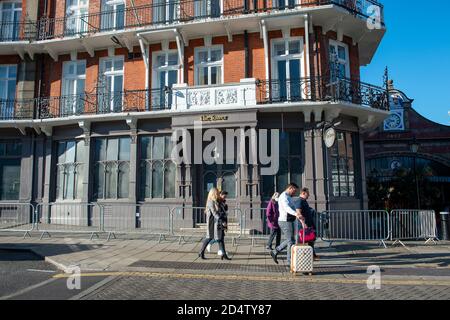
[{"xmin": 361, "ymin": 0, "xmax": 450, "ymax": 125}]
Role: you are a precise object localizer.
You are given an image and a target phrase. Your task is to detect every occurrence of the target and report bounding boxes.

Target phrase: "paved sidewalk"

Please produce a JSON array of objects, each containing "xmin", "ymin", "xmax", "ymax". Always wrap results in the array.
[{"xmin": 1, "ymin": 233, "xmax": 449, "ymax": 282}]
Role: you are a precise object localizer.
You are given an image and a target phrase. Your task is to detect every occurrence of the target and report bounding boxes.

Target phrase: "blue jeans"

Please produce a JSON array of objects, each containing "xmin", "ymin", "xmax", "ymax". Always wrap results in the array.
[{"xmin": 275, "ymin": 221, "xmax": 296, "ymax": 263}]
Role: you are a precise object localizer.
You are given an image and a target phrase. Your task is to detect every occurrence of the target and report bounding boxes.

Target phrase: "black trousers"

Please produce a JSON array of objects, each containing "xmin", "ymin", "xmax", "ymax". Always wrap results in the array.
[
  {"xmin": 266, "ymin": 228, "xmax": 281, "ymax": 248},
  {"xmin": 200, "ymin": 236, "xmax": 226, "ymax": 255}
]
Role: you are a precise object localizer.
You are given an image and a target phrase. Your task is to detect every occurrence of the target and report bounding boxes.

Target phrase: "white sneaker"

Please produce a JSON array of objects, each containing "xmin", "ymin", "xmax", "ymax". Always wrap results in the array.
[
  {"xmin": 206, "ymin": 244, "xmax": 211, "ymax": 253},
  {"xmin": 217, "ymin": 250, "xmax": 228, "ymax": 256}
]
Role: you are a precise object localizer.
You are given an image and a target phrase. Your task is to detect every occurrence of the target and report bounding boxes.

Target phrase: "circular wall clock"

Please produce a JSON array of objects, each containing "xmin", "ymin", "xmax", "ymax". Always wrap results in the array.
[{"xmin": 385, "ymin": 113, "xmax": 402, "ymax": 130}]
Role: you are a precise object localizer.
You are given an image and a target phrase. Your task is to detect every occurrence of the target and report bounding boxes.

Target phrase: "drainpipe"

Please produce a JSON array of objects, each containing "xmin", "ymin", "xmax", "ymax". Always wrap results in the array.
[
  {"xmin": 260, "ymin": 19, "xmax": 269, "ymax": 81},
  {"xmin": 174, "ymin": 30, "xmax": 185, "ymax": 84},
  {"xmin": 244, "ymin": 30, "xmax": 249, "ymax": 78},
  {"xmin": 138, "ymin": 35, "xmax": 149, "ymax": 108},
  {"xmin": 303, "ymin": 14, "xmax": 311, "ymax": 79}
]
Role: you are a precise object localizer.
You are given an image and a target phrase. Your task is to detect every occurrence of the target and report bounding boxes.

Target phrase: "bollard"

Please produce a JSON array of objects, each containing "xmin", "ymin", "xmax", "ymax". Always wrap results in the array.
[{"xmin": 440, "ymin": 212, "xmax": 449, "ymax": 241}]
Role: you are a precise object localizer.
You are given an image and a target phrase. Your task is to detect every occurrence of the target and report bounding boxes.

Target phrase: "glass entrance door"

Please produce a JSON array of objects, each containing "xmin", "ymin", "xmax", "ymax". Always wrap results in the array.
[
  {"xmin": 0, "ymin": 2, "xmax": 22, "ymax": 41},
  {"xmin": 194, "ymin": 0, "xmax": 221, "ymax": 19},
  {"xmin": 152, "ymin": 51, "xmax": 179, "ymax": 109},
  {"xmin": 0, "ymin": 65, "xmax": 17, "ymax": 119},
  {"xmin": 153, "ymin": 0, "xmax": 178, "ymax": 24},
  {"xmin": 65, "ymin": 0, "xmax": 89, "ymax": 36},
  {"xmin": 272, "ymin": 39, "xmax": 303, "ymax": 102},
  {"xmin": 101, "ymin": 0, "xmax": 125, "ymax": 31},
  {"xmin": 61, "ymin": 61, "xmax": 86, "ymax": 116},
  {"xmin": 98, "ymin": 57, "xmax": 124, "ymax": 113}
]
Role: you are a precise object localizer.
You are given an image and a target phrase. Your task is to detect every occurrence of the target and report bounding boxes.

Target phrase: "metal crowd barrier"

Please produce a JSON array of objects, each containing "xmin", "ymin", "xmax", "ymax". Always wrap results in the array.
[
  {"xmin": 171, "ymin": 206, "xmax": 242, "ymax": 246},
  {"xmin": 35, "ymin": 203, "xmax": 102, "ymax": 240},
  {"xmin": 390, "ymin": 210, "xmax": 438, "ymax": 247},
  {"xmin": 243, "ymin": 207, "xmax": 324, "ymax": 246},
  {"xmin": 0, "ymin": 203, "xmax": 35, "ymax": 238},
  {"xmin": 243, "ymin": 208, "xmax": 269, "ymax": 246},
  {"xmin": 101, "ymin": 204, "xmax": 171, "ymax": 242},
  {"xmin": 321, "ymin": 210, "xmax": 390, "ymax": 248}
]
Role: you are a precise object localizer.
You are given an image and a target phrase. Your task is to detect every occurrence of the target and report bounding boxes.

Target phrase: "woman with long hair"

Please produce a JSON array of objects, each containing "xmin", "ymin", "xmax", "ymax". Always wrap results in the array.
[{"xmin": 198, "ymin": 187, "xmax": 231, "ymax": 260}]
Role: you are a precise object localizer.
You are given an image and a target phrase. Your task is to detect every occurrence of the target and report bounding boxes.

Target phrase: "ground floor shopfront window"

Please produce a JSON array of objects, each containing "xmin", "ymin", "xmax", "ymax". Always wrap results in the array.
[
  {"xmin": 261, "ymin": 131, "xmax": 302, "ymax": 200},
  {"xmin": 93, "ymin": 137, "xmax": 130, "ymax": 200},
  {"xmin": 56, "ymin": 140, "xmax": 84, "ymax": 200},
  {"xmin": 139, "ymin": 135, "xmax": 176, "ymax": 200},
  {"xmin": 0, "ymin": 140, "xmax": 21, "ymax": 200},
  {"xmin": 330, "ymin": 131, "xmax": 356, "ymax": 198}
]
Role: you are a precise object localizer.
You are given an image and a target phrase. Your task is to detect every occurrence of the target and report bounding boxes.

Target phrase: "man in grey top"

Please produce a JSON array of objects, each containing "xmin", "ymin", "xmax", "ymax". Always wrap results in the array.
[{"xmin": 270, "ymin": 183, "xmax": 302, "ymax": 265}]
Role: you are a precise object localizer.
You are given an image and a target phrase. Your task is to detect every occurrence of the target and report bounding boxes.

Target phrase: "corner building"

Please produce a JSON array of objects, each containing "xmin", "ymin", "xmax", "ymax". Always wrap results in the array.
[{"xmin": 0, "ymin": 0, "xmax": 389, "ymax": 234}]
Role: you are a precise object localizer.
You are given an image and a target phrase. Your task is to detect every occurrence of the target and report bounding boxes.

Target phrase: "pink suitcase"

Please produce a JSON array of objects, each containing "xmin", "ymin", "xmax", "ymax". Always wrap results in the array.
[{"xmin": 290, "ymin": 220, "xmax": 314, "ymax": 275}]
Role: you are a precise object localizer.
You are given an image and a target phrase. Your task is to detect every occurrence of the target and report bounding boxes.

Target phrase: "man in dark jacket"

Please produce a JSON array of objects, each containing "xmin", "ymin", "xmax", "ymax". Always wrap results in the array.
[{"xmin": 296, "ymin": 188, "xmax": 319, "ymax": 260}]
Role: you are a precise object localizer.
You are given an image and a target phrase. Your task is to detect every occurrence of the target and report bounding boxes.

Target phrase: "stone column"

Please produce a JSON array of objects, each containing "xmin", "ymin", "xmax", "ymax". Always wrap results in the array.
[
  {"xmin": 183, "ymin": 164, "xmax": 193, "ymax": 204},
  {"xmin": 42, "ymin": 137, "xmax": 53, "ymax": 204},
  {"xmin": 303, "ymin": 128, "xmax": 328, "ymax": 212},
  {"xmin": 19, "ymin": 136, "xmax": 33, "ymax": 202},
  {"xmin": 127, "ymin": 118, "xmax": 137, "ymax": 203},
  {"xmin": 78, "ymin": 121, "xmax": 91, "ymax": 203},
  {"xmin": 359, "ymin": 137, "xmax": 369, "ymax": 210}
]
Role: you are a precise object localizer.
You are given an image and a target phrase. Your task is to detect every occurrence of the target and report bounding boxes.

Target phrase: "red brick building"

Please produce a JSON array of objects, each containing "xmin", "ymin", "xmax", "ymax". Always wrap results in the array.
[
  {"xmin": 364, "ymin": 80, "xmax": 450, "ymax": 212},
  {"xmin": 0, "ymin": 0, "xmax": 389, "ymax": 233}
]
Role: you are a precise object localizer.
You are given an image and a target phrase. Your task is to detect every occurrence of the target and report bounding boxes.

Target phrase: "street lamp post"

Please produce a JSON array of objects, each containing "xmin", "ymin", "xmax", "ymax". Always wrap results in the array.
[
  {"xmin": 316, "ymin": 120, "xmax": 342, "ymax": 211},
  {"xmin": 410, "ymin": 138, "xmax": 421, "ymax": 209}
]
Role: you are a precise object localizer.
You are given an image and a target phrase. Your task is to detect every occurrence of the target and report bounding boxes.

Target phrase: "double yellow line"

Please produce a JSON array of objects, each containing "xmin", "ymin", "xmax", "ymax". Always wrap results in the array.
[{"xmin": 53, "ymin": 271, "xmax": 450, "ymax": 287}]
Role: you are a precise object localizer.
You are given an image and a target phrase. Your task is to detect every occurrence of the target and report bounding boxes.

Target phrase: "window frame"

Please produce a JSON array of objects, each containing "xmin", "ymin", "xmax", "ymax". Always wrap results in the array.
[
  {"xmin": 194, "ymin": 45, "xmax": 224, "ymax": 86},
  {"xmin": 65, "ymin": 0, "xmax": 89, "ymax": 35},
  {"xmin": 101, "ymin": 0, "xmax": 126, "ymax": 31},
  {"xmin": 329, "ymin": 39, "xmax": 350, "ymax": 79},
  {"xmin": 93, "ymin": 136, "xmax": 131, "ymax": 200},
  {"xmin": 139, "ymin": 134, "xmax": 177, "ymax": 200},
  {"xmin": 151, "ymin": 50, "xmax": 180, "ymax": 89},
  {"xmin": 270, "ymin": 37, "xmax": 305, "ymax": 101},
  {"xmin": 260, "ymin": 131, "xmax": 303, "ymax": 200},
  {"xmin": 98, "ymin": 55, "xmax": 125, "ymax": 112},
  {"xmin": 0, "ymin": 64, "xmax": 17, "ymax": 100},
  {"xmin": 55, "ymin": 139, "xmax": 84, "ymax": 201},
  {"xmin": 330, "ymin": 131, "xmax": 356, "ymax": 198},
  {"xmin": 0, "ymin": 140, "xmax": 22, "ymax": 201}
]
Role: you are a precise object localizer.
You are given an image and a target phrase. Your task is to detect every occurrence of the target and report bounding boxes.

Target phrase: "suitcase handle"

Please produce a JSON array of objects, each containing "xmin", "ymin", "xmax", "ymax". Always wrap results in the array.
[{"xmin": 296, "ymin": 217, "xmax": 307, "ymax": 245}]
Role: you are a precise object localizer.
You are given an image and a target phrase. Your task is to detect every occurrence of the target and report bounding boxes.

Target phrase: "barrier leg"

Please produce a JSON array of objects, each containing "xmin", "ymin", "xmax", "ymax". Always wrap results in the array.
[
  {"xmin": 22, "ymin": 231, "xmax": 32, "ymax": 239},
  {"xmin": 89, "ymin": 232, "xmax": 100, "ymax": 241},
  {"xmin": 392, "ymin": 239, "xmax": 406, "ymax": 248},
  {"xmin": 39, "ymin": 231, "xmax": 51, "ymax": 240},
  {"xmin": 379, "ymin": 240, "xmax": 387, "ymax": 249},
  {"xmin": 106, "ymin": 232, "xmax": 116, "ymax": 241},
  {"xmin": 425, "ymin": 237, "xmax": 438, "ymax": 245}
]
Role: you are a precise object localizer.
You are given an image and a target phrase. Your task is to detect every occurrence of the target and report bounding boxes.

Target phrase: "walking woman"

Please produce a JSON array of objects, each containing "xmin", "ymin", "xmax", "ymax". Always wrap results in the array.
[
  {"xmin": 266, "ymin": 192, "xmax": 281, "ymax": 250},
  {"xmin": 198, "ymin": 188, "xmax": 231, "ymax": 260}
]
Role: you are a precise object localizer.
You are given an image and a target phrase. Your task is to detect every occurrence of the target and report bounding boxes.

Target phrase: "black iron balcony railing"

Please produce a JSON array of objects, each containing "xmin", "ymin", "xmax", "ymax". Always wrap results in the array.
[
  {"xmin": 1, "ymin": 0, "xmax": 384, "ymax": 42},
  {"xmin": 256, "ymin": 76, "xmax": 389, "ymax": 111},
  {"xmin": 37, "ymin": 88, "xmax": 171, "ymax": 119},
  {"xmin": 0, "ymin": 77, "xmax": 388, "ymax": 121},
  {"xmin": 0, "ymin": 20, "xmax": 37, "ymax": 42},
  {"xmin": 0, "ymin": 99, "xmax": 35, "ymax": 120}
]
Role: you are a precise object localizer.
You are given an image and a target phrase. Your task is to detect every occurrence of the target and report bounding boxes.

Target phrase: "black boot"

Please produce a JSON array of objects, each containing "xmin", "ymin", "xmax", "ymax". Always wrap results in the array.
[{"xmin": 221, "ymin": 254, "xmax": 232, "ymax": 261}]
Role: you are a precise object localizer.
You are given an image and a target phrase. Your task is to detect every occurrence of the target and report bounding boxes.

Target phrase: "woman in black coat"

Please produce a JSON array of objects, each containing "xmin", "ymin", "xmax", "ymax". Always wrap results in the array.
[{"xmin": 198, "ymin": 188, "xmax": 231, "ymax": 260}]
